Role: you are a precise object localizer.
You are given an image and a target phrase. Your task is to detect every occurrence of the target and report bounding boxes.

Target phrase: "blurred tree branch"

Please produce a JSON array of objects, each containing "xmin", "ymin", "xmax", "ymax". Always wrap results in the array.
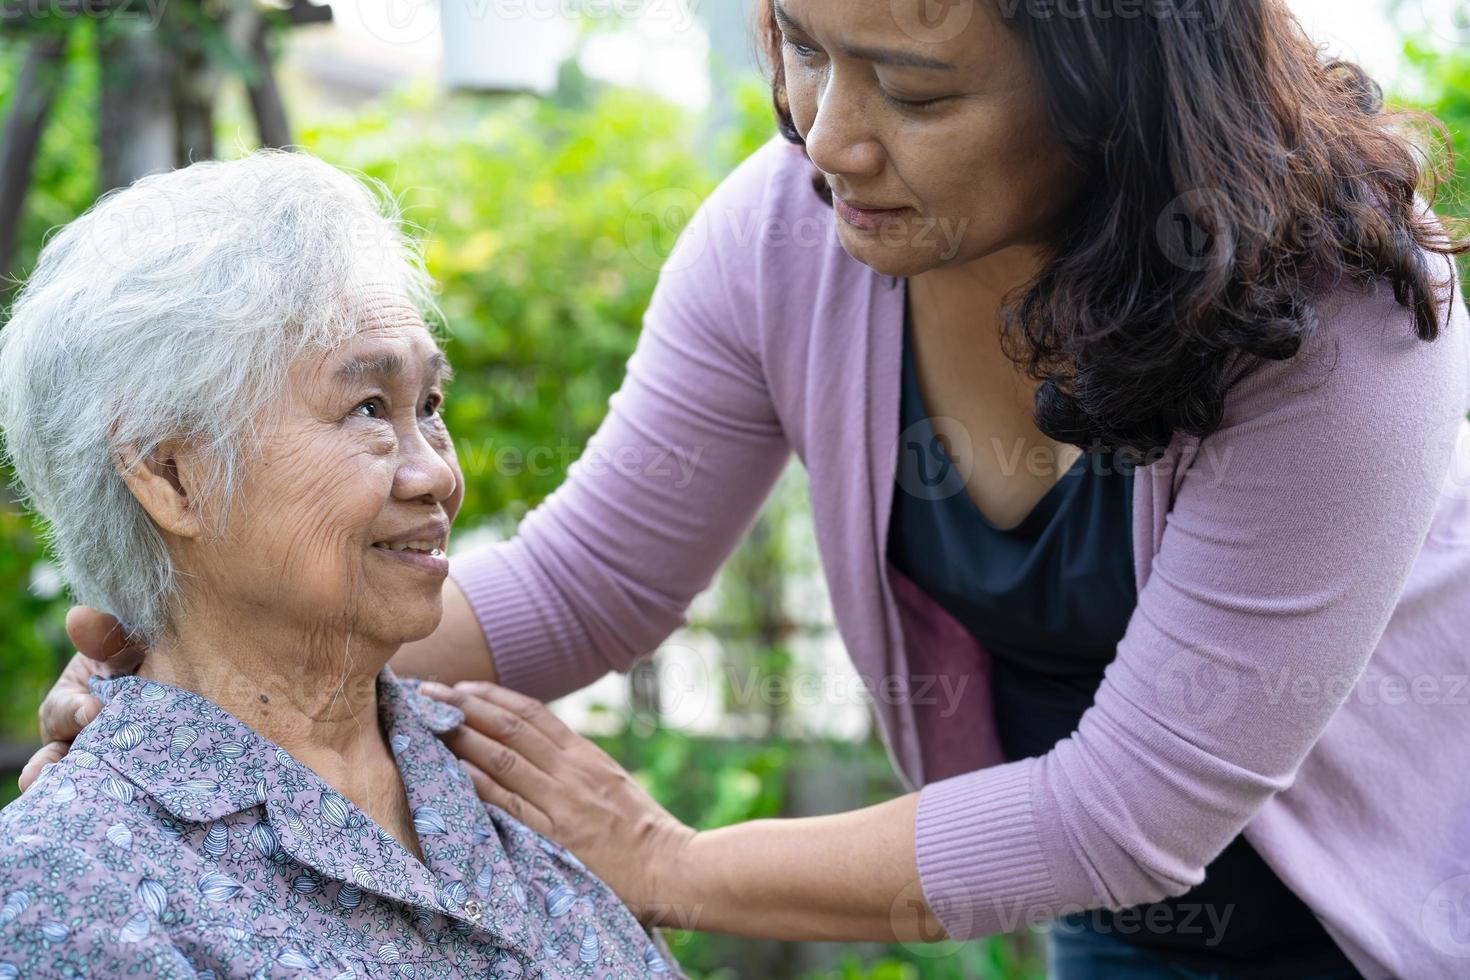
[{"xmin": 0, "ymin": 33, "xmax": 63, "ymax": 278}]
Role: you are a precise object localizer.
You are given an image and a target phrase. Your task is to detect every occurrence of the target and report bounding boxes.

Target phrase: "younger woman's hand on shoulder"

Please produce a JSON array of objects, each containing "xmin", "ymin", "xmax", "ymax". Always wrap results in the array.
[
  {"xmin": 420, "ymin": 680, "xmax": 697, "ymax": 928},
  {"xmin": 20, "ymin": 607, "xmax": 144, "ymax": 791}
]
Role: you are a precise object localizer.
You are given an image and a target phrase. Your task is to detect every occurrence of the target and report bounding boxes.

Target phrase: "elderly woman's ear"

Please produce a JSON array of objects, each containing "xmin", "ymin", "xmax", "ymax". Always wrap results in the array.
[{"xmin": 112, "ymin": 439, "xmax": 208, "ymax": 540}]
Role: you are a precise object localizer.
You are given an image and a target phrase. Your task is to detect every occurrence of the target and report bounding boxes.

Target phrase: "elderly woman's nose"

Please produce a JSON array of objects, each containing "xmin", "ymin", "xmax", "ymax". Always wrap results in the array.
[{"xmin": 392, "ymin": 428, "xmax": 458, "ymax": 503}]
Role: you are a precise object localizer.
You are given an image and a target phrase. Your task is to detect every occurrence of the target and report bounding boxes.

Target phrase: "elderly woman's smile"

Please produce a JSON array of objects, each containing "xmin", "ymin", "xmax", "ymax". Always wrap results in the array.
[{"xmin": 0, "ymin": 152, "xmax": 678, "ymax": 978}]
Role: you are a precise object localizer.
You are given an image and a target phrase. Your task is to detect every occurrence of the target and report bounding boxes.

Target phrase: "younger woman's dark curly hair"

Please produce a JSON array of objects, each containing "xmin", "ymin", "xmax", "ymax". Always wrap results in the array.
[{"xmin": 759, "ymin": 0, "xmax": 1470, "ymax": 460}]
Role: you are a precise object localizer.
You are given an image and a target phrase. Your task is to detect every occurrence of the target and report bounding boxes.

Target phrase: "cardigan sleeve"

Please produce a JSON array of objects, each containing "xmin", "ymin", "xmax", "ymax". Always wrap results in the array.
[
  {"xmin": 913, "ymin": 257, "xmax": 1470, "ymax": 939},
  {"xmin": 448, "ymin": 146, "xmax": 792, "ymax": 702}
]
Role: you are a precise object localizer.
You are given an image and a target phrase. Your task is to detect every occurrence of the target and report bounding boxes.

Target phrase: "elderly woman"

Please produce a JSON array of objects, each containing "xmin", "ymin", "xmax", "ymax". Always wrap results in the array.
[{"xmin": 0, "ymin": 152, "xmax": 679, "ymax": 978}]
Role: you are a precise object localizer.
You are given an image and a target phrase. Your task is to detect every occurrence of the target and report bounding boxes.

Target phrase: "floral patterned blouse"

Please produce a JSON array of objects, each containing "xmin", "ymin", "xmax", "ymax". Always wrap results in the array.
[{"xmin": 0, "ymin": 667, "xmax": 682, "ymax": 978}]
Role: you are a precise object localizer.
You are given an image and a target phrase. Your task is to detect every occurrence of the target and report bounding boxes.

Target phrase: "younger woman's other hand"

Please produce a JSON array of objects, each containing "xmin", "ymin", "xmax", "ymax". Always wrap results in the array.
[{"xmin": 20, "ymin": 607, "xmax": 144, "ymax": 791}]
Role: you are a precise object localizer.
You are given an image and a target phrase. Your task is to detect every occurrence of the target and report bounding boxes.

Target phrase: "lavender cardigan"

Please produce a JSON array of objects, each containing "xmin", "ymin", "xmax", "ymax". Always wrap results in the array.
[{"xmin": 450, "ymin": 137, "xmax": 1470, "ymax": 978}]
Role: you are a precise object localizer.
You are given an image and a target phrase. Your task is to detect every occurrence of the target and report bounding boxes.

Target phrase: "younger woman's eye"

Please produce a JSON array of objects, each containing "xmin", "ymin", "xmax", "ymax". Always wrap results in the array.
[
  {"xmin": 883, "ymin": 91, "xmax": 944, "ymax": 111},
  {"xmin": 783, "ymin": 36, "xmax": 819, "ymax": 59}
]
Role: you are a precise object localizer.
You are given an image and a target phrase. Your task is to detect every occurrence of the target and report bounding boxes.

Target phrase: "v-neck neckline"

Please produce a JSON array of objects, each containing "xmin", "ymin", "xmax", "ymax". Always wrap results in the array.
[{"xmin": 898, "ymin": 280, "xmax": 1092, "ymax": 536}]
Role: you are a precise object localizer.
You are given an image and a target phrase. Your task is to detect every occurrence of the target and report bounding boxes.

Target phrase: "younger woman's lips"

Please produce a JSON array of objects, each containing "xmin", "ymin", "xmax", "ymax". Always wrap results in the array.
[{"xmin": 834, "ymin": 196, "xmax": 911, "ymax": 232}]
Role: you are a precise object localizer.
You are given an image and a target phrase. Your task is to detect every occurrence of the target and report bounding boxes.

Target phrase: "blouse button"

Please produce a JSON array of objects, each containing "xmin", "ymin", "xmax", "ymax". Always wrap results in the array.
[{"xmin": 462, "ymin": 899, "xmax": 484, "ymax": 923}]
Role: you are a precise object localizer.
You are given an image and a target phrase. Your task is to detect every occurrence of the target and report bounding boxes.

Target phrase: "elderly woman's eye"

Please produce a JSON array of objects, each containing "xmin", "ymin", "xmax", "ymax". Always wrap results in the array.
[
  {"xmin": 423, "ymin": 394, "xmax": 443, "ymax": 416},
  {"xmin": 353, "ymin": 397, "xmax": 386, "ymax": 419}
]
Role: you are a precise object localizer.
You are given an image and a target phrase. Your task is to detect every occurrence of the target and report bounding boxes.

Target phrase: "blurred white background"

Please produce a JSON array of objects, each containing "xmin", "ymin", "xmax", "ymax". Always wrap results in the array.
[{"xmin": 285, "ymin": 0, "xmax": 1452, "ymax": 115}]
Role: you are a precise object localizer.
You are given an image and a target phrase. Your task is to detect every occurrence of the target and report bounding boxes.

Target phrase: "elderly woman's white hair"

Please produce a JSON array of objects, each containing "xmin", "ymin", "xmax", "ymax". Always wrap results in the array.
[{"xmin": 0, "ymin": 150, "xmax": 438, "ymax": 646}]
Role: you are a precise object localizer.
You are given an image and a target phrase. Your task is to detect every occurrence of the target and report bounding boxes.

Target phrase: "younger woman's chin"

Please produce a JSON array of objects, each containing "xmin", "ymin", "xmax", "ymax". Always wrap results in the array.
[{"xmin": 835, "ymin": 233, "xmax": 958, "ymax": 281}]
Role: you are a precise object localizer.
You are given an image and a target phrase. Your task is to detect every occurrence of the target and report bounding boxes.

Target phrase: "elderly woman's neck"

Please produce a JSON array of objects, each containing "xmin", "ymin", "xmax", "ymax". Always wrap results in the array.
[
  {"xmin": 137, "ymin": 617, "xmax": 400, "ymax": 765},
  {"xmin": 138, "ymin": 614, "xmax": 428, "ymax": 864}
]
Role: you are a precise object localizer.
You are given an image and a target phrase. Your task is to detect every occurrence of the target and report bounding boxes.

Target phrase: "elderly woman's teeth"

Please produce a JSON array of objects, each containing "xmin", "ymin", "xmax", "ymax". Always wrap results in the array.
[{"xmin": 373, "ymin": 541, "xmax": 443, "ymax": 555}]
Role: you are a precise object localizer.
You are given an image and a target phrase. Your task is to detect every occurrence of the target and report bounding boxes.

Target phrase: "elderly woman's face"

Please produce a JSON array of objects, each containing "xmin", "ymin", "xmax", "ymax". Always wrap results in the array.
[{"xmin": 193, "ymin": 293, "xmax": 463, "ymax": 646}]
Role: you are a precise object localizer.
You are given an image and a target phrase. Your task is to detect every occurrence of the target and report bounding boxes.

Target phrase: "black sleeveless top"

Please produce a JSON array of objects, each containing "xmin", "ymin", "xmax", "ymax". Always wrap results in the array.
[{"xmin": 886, "ymin": 291, "xmax": 1361, "ymax": 977}]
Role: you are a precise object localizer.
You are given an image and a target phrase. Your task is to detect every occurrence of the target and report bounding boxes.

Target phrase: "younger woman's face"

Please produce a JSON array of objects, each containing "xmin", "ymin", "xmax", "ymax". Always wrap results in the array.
[{"xmin": 774, "ymin": 0, "xmax": 1085, "ymax": 278}]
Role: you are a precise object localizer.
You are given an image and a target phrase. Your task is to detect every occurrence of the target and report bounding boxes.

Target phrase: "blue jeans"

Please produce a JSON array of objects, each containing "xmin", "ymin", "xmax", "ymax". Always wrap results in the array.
[{"xmin": 1046, "ymin": 914, "xmax": 1364, "ymax": 980}]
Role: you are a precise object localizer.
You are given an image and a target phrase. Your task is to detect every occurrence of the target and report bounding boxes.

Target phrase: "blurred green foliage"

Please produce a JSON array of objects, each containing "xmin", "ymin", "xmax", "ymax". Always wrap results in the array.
[
  {"xmin": 0, "ymin": 27, "xmax": 99, "ymax": 277},
  {"xmin": 0, "ymin": 26, "xmax": 99, "ymax": 750},
  {"xmin": 1404, "ymin": 36, "xmax": 1470, "ymax": 244},
  {"xmin": 300, "ymin": 83, "xmax": 731, "ymax": 522}
]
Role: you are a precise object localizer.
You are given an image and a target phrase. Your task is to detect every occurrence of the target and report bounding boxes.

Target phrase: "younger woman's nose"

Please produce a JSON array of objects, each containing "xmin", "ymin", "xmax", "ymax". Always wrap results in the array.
[{"xmin": 803, "ymin": 79, "xmax": 886, "ymax": 183}]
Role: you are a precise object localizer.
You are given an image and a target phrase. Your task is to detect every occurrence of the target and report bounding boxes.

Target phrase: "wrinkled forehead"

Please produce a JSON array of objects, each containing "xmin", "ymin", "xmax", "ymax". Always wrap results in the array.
[
  {"xmin": 296, "ymin": 286, "xmax": 450, "ymax": 390},
  {"xmin": 346, "ymin": 284, "xmax": 428, "ymax": 333}
]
